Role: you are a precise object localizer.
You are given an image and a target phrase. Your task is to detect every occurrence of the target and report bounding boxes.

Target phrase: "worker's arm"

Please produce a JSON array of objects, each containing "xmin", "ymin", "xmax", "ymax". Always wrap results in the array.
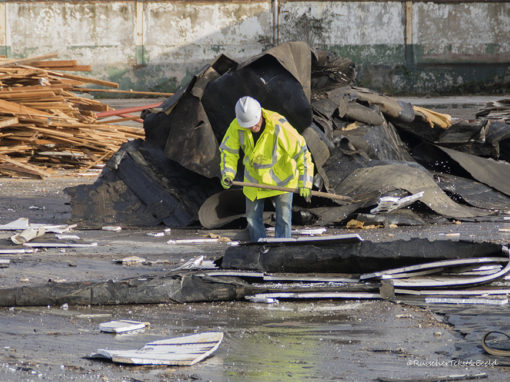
[
  {"xmin": 285, "ymin": 127, "xmax": 314, "ymax": 190},
  {"xmin": 219, "ymin": 125, "xmax": 241, "ymax": 186}
]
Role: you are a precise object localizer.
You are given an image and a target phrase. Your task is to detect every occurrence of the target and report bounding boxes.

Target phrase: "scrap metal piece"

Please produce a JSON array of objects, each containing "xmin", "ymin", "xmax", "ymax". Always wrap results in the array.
[
  {"xmin": 89, "ymin": 332, "xmax": 224, "ymax": 366},
  {"xmin": 390, "ymin": 256, "xmax": 510, "ymax": 288},
  {"xmin": 361, "ymin": 256, "xmax": 509, "ymax": 280}
]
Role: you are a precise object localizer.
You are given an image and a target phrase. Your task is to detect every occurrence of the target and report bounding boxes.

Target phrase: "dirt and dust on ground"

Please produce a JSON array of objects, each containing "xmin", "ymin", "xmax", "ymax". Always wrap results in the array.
[{"xmin": 1, "ymin": 97, "xmax": 510, "ymax": 381}]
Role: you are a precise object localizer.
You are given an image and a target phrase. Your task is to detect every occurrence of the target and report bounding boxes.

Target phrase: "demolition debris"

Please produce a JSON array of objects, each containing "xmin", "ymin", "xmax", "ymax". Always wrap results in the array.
[
  {"xmin": 63, "ymin": 41, "xmax": 510, "ymax": 230},
  {"xmin": 0, "ymin": 53, "xmax": 144, "ymax": 178}
]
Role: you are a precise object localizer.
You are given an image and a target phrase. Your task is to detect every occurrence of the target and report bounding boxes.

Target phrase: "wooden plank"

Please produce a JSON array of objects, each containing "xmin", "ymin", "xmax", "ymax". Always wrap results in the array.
[
  {"xmin": 46, "ymin": 71, "xmax": 119, "ymax": 88},
  {"xmin": 0, "ymin": 90, "xmax": 57, "ymax": 99},
  {"xmin": 0, "ymin": 98, "xmax": 51, "ymax": 116},
  {"xmin": 0, "ymin": 116, "xmax": 18, "ymax": 128},
  {"xmin": 0, "ymin": 155, "xmax": 49, "ymax": 178},
  {"xmin": 72, "ymin": 88, "xmax": 174, "ymax": 96},
  {"xmin": 96, "ymin": 102, "xmax": 162, "ymax": 118},
  {"xmin": 31, "ymin": 60, "xmax": 78, "ymax": 68},
  {"xmin": 0, "ymin": 53, "xmax": 59, "ymax": 67}
]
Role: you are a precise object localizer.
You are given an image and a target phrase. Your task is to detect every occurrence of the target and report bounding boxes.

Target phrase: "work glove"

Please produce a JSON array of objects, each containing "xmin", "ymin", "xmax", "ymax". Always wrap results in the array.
[
  {"xmin": 221, "ymin": 176, "xmax": 233, "ymax": 189},
  {"xmin": 300, "ymin": 187, "xmax": 312, "ymax": 203}
]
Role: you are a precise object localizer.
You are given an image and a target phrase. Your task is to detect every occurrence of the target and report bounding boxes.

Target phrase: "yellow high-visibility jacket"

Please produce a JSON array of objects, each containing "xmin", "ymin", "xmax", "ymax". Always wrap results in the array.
[{"xmin": 219, "ymin": 108, "xmax": 314, "ymax": 201}]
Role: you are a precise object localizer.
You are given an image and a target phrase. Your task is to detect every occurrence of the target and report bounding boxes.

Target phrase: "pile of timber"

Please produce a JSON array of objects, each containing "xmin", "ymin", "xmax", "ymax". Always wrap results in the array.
[{"xmin": 0, "ymin": 53, "xmax": 145, "ymax": 178}]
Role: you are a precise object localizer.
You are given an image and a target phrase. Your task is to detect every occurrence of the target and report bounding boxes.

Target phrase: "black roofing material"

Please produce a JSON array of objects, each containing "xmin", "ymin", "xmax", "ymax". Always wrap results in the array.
[
  {"xmin": 66, "ymin": 41, "xmax": 510, "ymax": 228},
  {"xmin": 66, "ymin": 140, "xmax": 220, "ymax": 228},
  {"xmin": 413, "ymin": 144, "xmax": 510, "ymax": 197},
  {"xmin": 435, "ymin": 173, "xmax": 510, "ymax": 211},
  {"xmin": 222, "ymin": 238, "xmax": 502, "ymax": 274}
]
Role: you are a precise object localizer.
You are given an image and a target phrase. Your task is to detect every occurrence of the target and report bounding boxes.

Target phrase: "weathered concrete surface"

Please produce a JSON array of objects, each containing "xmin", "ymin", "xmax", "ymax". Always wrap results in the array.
[
  {"xmin": 1, "ymin": 179, "xmax": 510, "ymax": 380},
  {"xmin": 1, "ymin": 1, "xmax": 508, "ymax": 94},
  {"xmin": 5, "ymin": 300, "xmax": 507, "ymax": 382}
]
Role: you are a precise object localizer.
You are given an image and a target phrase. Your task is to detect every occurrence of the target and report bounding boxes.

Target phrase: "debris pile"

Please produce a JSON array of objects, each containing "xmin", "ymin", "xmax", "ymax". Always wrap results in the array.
[
  {"xmin": 0, "ymin": 54, "xmax": 144, "ymax": 178},
  {"xmin": 66, "ymin": 41, "xmax": 510, "ymax": 228}
]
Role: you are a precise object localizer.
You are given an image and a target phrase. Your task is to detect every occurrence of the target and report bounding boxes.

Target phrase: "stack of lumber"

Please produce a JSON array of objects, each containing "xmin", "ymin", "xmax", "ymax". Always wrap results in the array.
[{"xmin": 0, "ymin": 53, "xmax": 145, "ymax": 178}]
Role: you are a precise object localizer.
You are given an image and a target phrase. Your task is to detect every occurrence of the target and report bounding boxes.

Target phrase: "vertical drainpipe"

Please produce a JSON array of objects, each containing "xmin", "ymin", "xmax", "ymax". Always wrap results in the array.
[
  {"xmin": 136, "ymin": 0, "xmax": 145, "ymax": 65},
  {"xmin": 404, "ymin": 1, "xmax": 415, "ymax": 67},
  {"xmin": 0, "ymin": 1, "xmax": 8, "ymax": 57},
  {"xmin": 273, "ymin": 0, "xmax": 279, "ymax": 46}
]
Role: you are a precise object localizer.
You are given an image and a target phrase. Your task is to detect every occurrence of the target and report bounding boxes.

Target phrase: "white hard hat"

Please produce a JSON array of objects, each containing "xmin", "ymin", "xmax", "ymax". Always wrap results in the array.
[{"xmin": 235, "ymin": 96, "xmax": 261, "ymax": 128}]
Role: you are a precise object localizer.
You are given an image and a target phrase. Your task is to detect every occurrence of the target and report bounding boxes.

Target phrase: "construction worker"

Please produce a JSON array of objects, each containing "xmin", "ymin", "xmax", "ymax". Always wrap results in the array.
[{"xmin": 219, "ymin": 96, "xmax": 314, "ymax": 242}]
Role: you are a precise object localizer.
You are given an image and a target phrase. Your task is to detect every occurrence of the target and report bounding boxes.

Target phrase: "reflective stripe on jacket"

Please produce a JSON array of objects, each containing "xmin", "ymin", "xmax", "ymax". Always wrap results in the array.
[{"xmin": 219, "ymin": 108, "xmax": 314, "ymax": 201}]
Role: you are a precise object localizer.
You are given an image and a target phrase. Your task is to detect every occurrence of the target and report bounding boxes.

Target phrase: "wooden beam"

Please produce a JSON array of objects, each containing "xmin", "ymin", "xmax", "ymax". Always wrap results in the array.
[
  {"xmin": 0, "ymin": 98, "xmax": 51, "ymax": 116},
  {"xmin": 72, "ymin": 88, "xmax": 174, "ymax": 96}
]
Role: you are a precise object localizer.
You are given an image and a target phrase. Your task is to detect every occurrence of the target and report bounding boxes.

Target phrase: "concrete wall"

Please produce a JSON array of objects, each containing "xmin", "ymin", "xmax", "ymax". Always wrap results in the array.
[{"xmin": 1, "ymin": 1, "xmax": 509, "ymax": 95}]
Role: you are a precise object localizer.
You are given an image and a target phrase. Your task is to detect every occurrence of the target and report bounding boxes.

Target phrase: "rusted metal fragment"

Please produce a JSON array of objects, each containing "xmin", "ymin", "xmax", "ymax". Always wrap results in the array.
[{"xmin": 221, "ymin": 237, "xmax": 501, "ymax": 274}]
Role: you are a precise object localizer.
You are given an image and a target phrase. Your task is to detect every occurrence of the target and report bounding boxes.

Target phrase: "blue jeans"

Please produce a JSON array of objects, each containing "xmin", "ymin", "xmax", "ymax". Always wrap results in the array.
[{"xmin": 245, "ymin": 192, "xmax": 293, "ymax": 242}]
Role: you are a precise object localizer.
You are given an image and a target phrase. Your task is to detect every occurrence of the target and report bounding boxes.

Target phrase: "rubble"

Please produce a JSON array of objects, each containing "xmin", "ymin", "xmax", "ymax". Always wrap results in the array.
[
  {"xmin": 89, "ymin": 332, "xmax": 223, "ymax": 366},
  {"xmin": 63, "ymin": 41, "xmax": 510, "ymax": 230},
  {"xmin": 0, "ymin": 54, "xmax": 144, "ymax": 178}
]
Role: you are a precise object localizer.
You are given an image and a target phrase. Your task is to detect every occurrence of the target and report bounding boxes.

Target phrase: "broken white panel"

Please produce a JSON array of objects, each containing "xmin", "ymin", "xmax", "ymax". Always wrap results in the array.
[
  {"xmin": 112, "ymin": 256, "xmax": 146, "ymax": 266},
  {"xmin": 99, "ymin": 320, "xmax": 148, "ymax": 334},
  {"xmin": 245, "ymin": 295, "xmax": 279, "ymax": 304},
  {"xmin": 0, "ymin": 259, "xmax": 10, "ymax": 268},
  {"xmin": 171, "ymin": 256, "xmax": 218, "ymax": 271},
  {"xmin": 167, "ymin": 238, "xmax": 219, "ymax": 245},
  {"xmin": 11, "ymin": 227, "xmax": 45, "ymax": 244},
  {"xmin": 56, "ymin": 234, "xmax": 81, "ymax": 240},
  {"xmin": 89, "ymin": 331, "xmax": 224, "ymax": 366},
  {"xmin": 102, "ymin": 226, "xmax": 122, "ymax": 232},
  {"xmin": 146, "ymin": 232, "xmax": 165, "ymax": 237},
  {"xmin": 248, "ymin": 292, "xmax": 381, "ymax": 300},
  {"xmin": 425, "ymin": 297, "xmax": 508, "ymax": 305},
  {"xmin": 0, "ymin": 218, "xmax": 76, "ymax": 233},
  {"xmin": 370, "ymin": 191, "xmax": 424, "ymax": 214},
  {"xmin": 147, "ymin": 228, "xmax": 171, "ymax": 237},
  {"xmin": 0, "ymin": 248, "xmax": 35, "ymax": 254},
  {"xmin": 23, "ymin": 242, "xmax": 98, "ymax": 248},
  {"xmin": 266, "ymin": 227, "xmax": 327, "ymax": 236}
]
